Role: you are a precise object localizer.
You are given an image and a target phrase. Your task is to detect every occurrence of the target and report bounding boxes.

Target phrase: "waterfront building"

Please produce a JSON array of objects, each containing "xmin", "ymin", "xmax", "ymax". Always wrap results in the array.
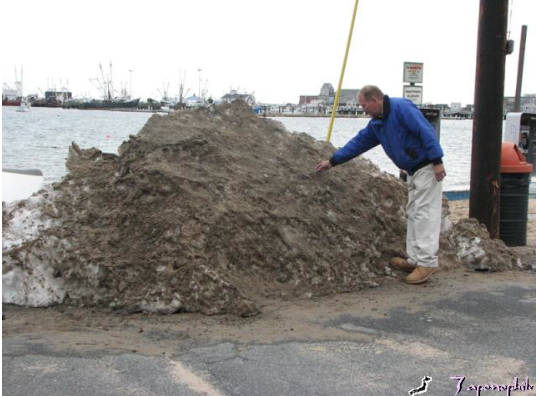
[
  {"xmin": 185, "ymin": 95, "xmax": 206, "ymax": 107},
  {"xmin": 319, "ymin": 83, "xmax": 335, "ymax": 104},
  {"xmin": 337, "ymin": 89, "xmax": 360, "ymax": 106},
  {"xmin": 299, "ymin": 83, "xmax": 360, "ymax": 107},
  {"xmin": 504, "ymin": 95, "xmax": 536, "ymax": 113},
  {"xmin": 221, "ymin": 90, "xmax": 255, "ymax": 106},
  {"xmin": 298, "ymin": 95, "xmax": 320, "ymax": 105}
]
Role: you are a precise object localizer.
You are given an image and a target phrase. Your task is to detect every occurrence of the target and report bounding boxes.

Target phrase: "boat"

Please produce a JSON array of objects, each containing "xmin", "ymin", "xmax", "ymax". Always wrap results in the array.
[
  {"xmin": 15, "ymin": 101, "xmax": 30, "ymax": 112},
  {"xmin": 32, "ymin": 87, "xmax": 73, "ymax": 108},
  {"xmin": 68, "ymin": 98, "xmax": 140, "ymax": 110},
  {"xmin": 2, "ymin": 168, "xmax": 43, "ymax": 202},
  {"xmin": 15, "ymin": 95, "xmax": 31, "ymax": 112},
  {"xmin": 5, "ymin": 66, "xmax": 31, "ymax": 111},
  {"xmin": 64, "ymin": 62, "xmax": 140, "ymax": 110},
  {"xmin": 2, "ymin": 67, "xmax": 23, "ymax": 106},
  {"xmin": 2, "ymin": 98, "xmax": 21, "ymax": 106}
]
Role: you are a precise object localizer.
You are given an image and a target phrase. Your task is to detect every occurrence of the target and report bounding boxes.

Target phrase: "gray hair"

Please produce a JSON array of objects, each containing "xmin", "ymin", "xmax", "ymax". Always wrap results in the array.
[{"xmin": 359, "ymin": 85, "xmax": 384, "ymax": 101}]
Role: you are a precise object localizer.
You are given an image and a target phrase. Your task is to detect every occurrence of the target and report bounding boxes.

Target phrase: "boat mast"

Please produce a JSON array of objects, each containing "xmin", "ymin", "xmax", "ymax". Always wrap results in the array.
[
  {"xmin": 178, "ymin": 69, "xmax": 189, "ymax": 106},
  {"xmin": 109, "ymin": 61, "xmax": 115, "ymax": 101},
  {"xmin": 100, "ymin": 62, "xmax": 108, "ymax": 100},
  {"xmin": 14, "ymin": 66, "xmax": 23, "ymax": 98},
  {"xmin": 129, "ymin": 69, "xmax": 134, "ymax": 99}
]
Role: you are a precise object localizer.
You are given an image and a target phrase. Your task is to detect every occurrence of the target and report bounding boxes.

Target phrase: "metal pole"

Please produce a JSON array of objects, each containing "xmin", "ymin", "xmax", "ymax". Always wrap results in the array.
[
  {"xmin": 197, "ymin": 69, "xmax": 202, "ymax": 98},
  {"xmin": 469, "ymin": 0, "xmax": 509, "ymax": 239},
  {"xmin": 326, "ymin": 0, "xmax": 360, "ymax": 143},
  {"xmin": 514, "ymin": 25, "xmax": 528, "ymax": 112},
  {"xmin": 129, "ymin": 70, "xmax": 133, "ymax": 98}
]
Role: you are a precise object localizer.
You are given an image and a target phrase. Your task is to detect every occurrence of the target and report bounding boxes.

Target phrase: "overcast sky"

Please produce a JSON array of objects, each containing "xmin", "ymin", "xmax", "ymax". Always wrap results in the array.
[{"xmin": 3, "ymin": 0, "xmax": 535, "ymax": 105}]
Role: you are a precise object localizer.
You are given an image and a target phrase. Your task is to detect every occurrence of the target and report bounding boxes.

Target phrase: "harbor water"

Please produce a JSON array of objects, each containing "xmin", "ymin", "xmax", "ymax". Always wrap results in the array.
[{"xmin": 3, "ymin": 106, "xmax": 474, "ymax": 191}]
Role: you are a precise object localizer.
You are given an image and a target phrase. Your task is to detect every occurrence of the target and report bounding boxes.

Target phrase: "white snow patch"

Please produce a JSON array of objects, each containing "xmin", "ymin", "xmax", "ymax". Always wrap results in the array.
[{"xmin": 2, "ymin": 187, "xmax": 69, "ymax": 306}]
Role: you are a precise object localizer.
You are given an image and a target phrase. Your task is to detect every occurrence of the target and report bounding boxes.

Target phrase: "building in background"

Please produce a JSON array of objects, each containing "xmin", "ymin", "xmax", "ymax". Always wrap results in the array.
[
  {"xmin": 298, "ymin": 95, "xmax": 320, "ymax": 106},
  {"xmin": 504, "ymin": 95, "xmax": 536, "ymax": 114},
  {"xmin": 319, "ymin": 83, "xmax": 335, "ymax": 104},
  {"xmin": 221, "ymin": 90, "xmax": 256, "ymax": 106},
  {"xmin": 299, "ymin": 83, "xmax": 360, "ymax": 106},
  {"xmin": 185, "ymin": 94, "xmax": 206, "ymax": 107},
  {"xmin": 337, "ymin": 89, "xmax": 360, "ymax": 106}
]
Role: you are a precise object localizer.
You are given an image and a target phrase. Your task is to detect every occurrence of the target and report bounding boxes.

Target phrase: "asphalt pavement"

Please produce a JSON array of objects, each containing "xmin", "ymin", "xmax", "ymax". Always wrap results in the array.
[{"xmin": 3, "ymin": 272, "xmax": 536, "ymax": 396}]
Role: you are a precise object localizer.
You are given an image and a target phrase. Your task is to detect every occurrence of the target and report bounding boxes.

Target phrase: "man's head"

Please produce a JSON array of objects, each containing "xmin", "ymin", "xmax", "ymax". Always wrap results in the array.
[{"xmin": 358, "ymin": 85, "xmax": 384, "ymax": 117}]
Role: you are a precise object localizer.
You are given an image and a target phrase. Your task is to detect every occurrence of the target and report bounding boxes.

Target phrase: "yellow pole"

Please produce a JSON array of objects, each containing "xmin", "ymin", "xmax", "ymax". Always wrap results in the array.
[{"xmin": 326, "ymin": 0, "xmax": 360, "ymax": 143}]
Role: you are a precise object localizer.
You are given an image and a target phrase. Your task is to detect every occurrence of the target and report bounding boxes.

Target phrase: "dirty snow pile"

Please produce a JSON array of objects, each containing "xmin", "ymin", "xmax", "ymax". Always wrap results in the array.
[{"xmin": 1, "ymin": 101, "xmax": 525, "ymax": 316}]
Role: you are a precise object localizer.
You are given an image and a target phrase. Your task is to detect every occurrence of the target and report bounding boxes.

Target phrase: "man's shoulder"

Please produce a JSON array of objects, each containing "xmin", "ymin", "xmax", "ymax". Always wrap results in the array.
[
  {"xmin": 389, "ymin": 97, "xmax": 415, "ymax": 108},
  {"xmin": 389, "ymin": 98, "xmax": 423, "ymax": 120}
]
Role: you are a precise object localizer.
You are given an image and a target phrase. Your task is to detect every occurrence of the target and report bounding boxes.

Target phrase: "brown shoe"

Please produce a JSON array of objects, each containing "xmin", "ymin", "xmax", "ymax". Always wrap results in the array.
[
  {"xmin": 390, "ymin": 257, "xmax": 416, "ymax": 272},
  {"xmin": 406, "ymin": 266, "xmax": 439, "ymax": 285}
]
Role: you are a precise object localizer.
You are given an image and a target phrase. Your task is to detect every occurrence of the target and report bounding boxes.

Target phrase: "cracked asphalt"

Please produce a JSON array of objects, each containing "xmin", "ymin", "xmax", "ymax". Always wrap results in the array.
[{"xmin": 3, "ymin": 269, "xmax": 536, "ymax": 396}]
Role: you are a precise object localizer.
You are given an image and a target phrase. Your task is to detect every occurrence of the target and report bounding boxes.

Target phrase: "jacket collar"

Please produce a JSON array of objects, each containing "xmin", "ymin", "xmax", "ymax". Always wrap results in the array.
[{"xmin": 373, "ymin": 95, "xmax": 390, "ymax": 120}]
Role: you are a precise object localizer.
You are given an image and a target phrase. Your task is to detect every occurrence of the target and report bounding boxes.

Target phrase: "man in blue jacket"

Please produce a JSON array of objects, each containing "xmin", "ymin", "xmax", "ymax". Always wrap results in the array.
[{"xmin": 316, "ymin": 85, "xmax": 446, "ymax": 284}]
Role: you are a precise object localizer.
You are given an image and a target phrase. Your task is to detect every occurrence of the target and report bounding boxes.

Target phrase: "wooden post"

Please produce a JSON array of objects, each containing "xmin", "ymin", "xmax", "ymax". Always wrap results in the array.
[{"xmin": 469, "ymin": 0, "xmax": 509, "ymax": 238}]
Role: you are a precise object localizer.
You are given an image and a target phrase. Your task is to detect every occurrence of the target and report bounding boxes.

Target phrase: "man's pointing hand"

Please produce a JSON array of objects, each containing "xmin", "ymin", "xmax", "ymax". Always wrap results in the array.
[{"xmin": 315, "ymin": 160, "xmax": 333, "ymax": 173}]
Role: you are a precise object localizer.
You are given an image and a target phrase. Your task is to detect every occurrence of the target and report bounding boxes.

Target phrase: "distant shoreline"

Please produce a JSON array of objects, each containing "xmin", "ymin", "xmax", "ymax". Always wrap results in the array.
[
  {"xmin": 264, "ymin": 113, "xmax": 472, "ymax": 120},
  {"xmin": 2, "ymin": 105, "xmax": 473, "ymax": 120}
]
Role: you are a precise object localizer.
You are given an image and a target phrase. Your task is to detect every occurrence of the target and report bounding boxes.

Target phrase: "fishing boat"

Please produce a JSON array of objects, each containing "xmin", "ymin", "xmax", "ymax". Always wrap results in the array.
[
  {"xmin": 2, "ymin": 67, "xmax": 23, "ymax": 106},
  {"xmin": 2, "ymin": 97, "xmax": 21, "ymax": 107},
  {"xmin": 15, "ymin": 98, "xmax": 31, "ymax": 112},
  {"xmin": 72, "ymin": 98, "xmax": 140, "ymax": 110},
  {"xmin": 64, "ymin": 62, "xmax": 139, "ymax": 110}
]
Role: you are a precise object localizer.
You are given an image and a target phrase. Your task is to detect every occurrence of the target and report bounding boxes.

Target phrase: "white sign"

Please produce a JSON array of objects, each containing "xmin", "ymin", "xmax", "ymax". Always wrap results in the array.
[
  {"xmin": 403, "ymin": 62, "xmax": 424, "ymax": 83},
  {"xmin": 403, "ymin": 85, "xmax": 423, "ymax": 105}
]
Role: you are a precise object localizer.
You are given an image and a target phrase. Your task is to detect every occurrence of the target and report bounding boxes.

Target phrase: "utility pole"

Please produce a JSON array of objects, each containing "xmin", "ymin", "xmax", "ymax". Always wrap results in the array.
[
  {"xmin": 469, "ymin": 0, "xmax": 509, "ymax": 239},
  {"xmin": 514, "ymin": 25, "xmax": 528, "ymax": 112}
]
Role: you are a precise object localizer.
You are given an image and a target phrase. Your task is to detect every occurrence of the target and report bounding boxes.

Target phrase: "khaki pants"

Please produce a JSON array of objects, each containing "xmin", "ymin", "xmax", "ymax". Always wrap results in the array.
[{"xmin": 406, "ymin": 164, "xmax": 443, "ymax": 268}]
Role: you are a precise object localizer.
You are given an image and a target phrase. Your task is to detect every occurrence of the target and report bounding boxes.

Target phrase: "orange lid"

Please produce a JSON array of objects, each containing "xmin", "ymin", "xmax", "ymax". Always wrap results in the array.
[{"xmin": 500, "ymin": 143, "xmax": 533, "ymax": 173}]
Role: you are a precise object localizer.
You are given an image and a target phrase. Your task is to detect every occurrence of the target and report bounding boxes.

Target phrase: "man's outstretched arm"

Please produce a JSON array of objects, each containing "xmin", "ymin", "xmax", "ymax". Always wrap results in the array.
[{"xmin": 315, "ymin": 126, "xmax": 379, "ymax": 173}]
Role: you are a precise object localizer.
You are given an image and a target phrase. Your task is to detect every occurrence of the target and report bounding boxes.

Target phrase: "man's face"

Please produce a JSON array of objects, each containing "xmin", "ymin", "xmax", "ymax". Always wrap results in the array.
[{"xmin": 358, "ymin": 94, "xmax": 382, "ymax": 117}]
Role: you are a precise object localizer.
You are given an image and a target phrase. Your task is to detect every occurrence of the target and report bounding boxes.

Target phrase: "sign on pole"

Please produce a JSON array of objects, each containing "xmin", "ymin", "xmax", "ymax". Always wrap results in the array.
[
  {"xmin": 403, "ymin": 62, "xmax": 424, "ymax": 84},
  {"xmin": 403, "ymin": 85, "xmax": 423, "ymax": 105}
]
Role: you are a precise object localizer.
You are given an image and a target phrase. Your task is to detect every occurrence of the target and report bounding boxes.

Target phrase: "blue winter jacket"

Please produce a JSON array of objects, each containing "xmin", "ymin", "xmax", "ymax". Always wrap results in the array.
[{"xmin": 330, "ymin": 96, "xmax": 444, "ymax": 175}]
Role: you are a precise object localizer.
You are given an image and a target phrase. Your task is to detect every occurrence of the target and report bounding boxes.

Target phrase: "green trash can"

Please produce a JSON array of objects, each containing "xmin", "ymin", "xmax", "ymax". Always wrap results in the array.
[{"xmin": 499, "ymin": 143, "xmax": 533, "ymax": 246}]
